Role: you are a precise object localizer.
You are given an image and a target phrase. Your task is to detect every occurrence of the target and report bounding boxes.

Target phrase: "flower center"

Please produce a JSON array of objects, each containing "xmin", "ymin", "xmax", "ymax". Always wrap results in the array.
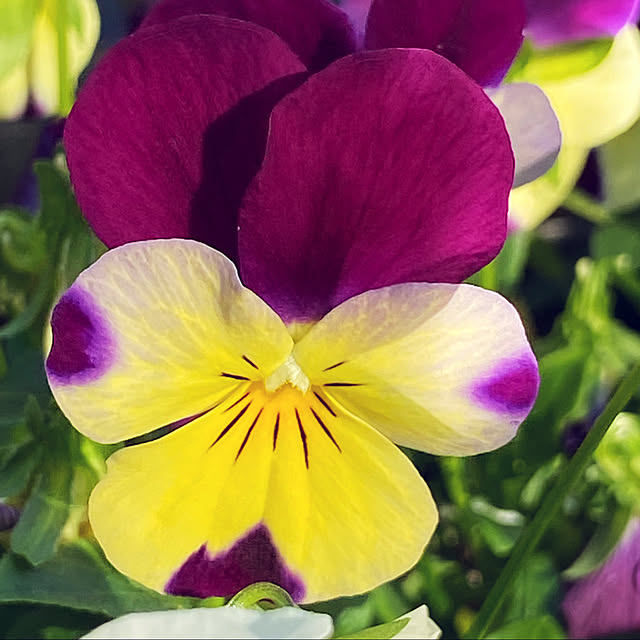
[{"xmin": 264, "ymin": 354, "xmax": 310, "ymax": 394}]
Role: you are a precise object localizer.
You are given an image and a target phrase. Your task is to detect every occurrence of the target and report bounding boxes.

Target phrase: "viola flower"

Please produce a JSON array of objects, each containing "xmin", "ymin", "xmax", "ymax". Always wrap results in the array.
[
  {"xmin": 509, "ymin": 1, "xmax": 640, "ymax": 229},
  {"xmin": 0, "ymin": 0, "xmax": 100, "ymax": 119},
  {"xmin": 563, "ymin": 519, "xmax": 640, "ymax": 639},
  {"xmin": 135, "ymin": 0, "xmax": 560, "ymax": 192},
  {"xmin": 50, "ymin": 19, "xmax": 539, "ymax": 602}
]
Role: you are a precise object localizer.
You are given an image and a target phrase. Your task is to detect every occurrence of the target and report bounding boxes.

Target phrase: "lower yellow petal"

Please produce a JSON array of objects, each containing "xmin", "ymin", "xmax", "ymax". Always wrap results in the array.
[{"xmin": 89, "ymin": 383, "xmax": 437, "ymax": 604}]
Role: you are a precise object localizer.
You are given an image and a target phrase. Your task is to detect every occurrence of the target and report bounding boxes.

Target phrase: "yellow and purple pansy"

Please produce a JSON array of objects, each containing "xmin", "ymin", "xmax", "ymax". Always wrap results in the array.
[
  {"xmin": 47, "ymin": 12, "xmax": 540, "ymax": 603},
  {"xmin": 510, "ymin": 0, "xmax": 640, "ymax": 228}
]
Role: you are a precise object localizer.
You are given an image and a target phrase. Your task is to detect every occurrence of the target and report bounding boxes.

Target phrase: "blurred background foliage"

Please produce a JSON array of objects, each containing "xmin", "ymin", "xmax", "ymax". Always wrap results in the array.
[{"xmin": 1, "ymin": 1, "xmax": 640, "ymax": 639}]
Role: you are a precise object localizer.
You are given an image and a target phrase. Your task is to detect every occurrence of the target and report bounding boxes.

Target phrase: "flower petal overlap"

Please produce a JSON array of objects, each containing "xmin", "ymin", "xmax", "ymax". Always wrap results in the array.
[
  {"xmin": 239, "ymin": 49, "xmax": 514, "ymax": 322},
  {"xmin": 142, "ymin": 0, "xmax": 357, "ymax": 72},
  {"xmin": 64, "ymin": 16, "xmax": 306, "ymax": 254},
  {"xmin": 364, "ymin": 0, "xmax": 526, "ymax": 86}
]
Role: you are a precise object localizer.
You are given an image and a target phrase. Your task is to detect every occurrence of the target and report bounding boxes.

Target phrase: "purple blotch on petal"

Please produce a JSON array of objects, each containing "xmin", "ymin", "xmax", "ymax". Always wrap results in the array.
[
  {"xmin": 46, "ymin": 286, "xmax": 115, "ymax": 385},
  {"xmin": 470, "ymin": 353, "xmax": 540, "ymax": 416},
  {"xmin": 165, "ymin": 523, "xmax": 306, "ymax": 601}
]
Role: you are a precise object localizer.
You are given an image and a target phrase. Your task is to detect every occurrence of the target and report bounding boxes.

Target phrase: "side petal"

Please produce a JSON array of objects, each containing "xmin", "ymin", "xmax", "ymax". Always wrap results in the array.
[
  {"xmin": 364, "ymin": 0, "xmax": 526, "ymax": 86},
  {"xmin": 508, "ymin": 144, "xmax": 588, "ymax": 230},
  {"xmin": 64, "ymin": 15, "xmax": 306, "ymax": 252},
  {"xmin": 83, "ymin": 607, "xmax": 334, "ymax": 640},
  {"xmin": 488, "ymin": 83, "xmax": 561, "ymax": 188},
  {"xmin": 239, "ymin": 49, "xmax": 514, "ymax": 323},
  {"xmin": 0, "ymin": 63, "xmax": 29, "ymax": 120},
  {"xmin": 89, "ymin": 385, "xmax": 437, "ymax": 603},
  {"xmin": 46, "ymin": 240, "xmax": 292, "ymax": 444},
  {"xmin": 29, "ymin": 0, "xmax": 100, "ymax": 116},
  {"xmin": 516, "ymin": 25, "xmax": 640, "ymax": 150},
  {"xmin": 142, "ymin": 0, "xmax": 356, "ymax": 72},
  {"xmin": 525, "ymin": 0, "xmax": 640, "ymax": 47},
  {"xmin": 293, "ymin": 283, "xmax": 539, "ymax": 456}
]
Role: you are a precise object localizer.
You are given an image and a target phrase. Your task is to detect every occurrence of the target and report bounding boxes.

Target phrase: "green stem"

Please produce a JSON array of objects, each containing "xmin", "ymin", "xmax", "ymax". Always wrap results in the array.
[
  {"xmin": 56, "ymin": 0, "xmax": 71, "ymax": 115},
  {"xmin": 564, "ymin": 189, "xmax": 613, "ymax": 224},
  {"xmin": 227, "ymin": 582, "xmax": 296, "ymax": 610},
  {"xmin": 478, "ymin": 259, "xmax": 498, "ymax": 292},
  {"xmin": 439, "ymin": 457, "xmax": 470, "ymax": 509},
  {"xmin": 464, "ymin": 361, "xmax": 640, "ymax": 639}
]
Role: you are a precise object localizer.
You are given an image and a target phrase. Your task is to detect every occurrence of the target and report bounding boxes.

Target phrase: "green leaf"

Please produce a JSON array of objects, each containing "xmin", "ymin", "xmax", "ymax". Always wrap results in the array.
[
  {"xmin": 594, "ymin": 412, "xmax": 640, "ymax": 508},
  {"xmin": 598, "ymin": 117, "xmax": 640, "ymax": 211},
  {"xmin": 0, "ymin": 442, "xmax": 41, "ymax": 496},
  {"xmin": 0, "ymin": 208, "xmax": 47, "ymax": 273},
  {"xmin": 563, "ymin": 502, "xmax": 632, "ymax": 580},
  {"xmin": 0, "ymin": 336, "xmax": 49, "ymax": 397},
  {"xmin": 487, "ymin": 615, "xmax": 566, "ymax": 639},
  {"xmin": 10, "ymin": 451, "xmax": 73, "ymax": 565},
  {"xmin": 501, "ymin": 554, "xmax": 561, "ymax": 624},
  {"xmin": 337, "ymin": 618, "xmax": 409, "ymax": 640},
  {"xmin": 468, "ymin": 498, "xmax": 526, "ymax": 557},
  {"xmin": 0, "ymin": 540, "xmax": 207, "ymax": 618},
  {"xmin": 591, "ymin": 224, "xmax": 640, "ymax": 269}
]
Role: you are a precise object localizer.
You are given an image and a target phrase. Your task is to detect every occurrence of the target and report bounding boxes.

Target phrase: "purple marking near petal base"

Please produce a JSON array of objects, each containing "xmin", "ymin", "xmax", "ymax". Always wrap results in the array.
[
  {"xmin": 165, "ymin": 523, "xmax": 305, "ymax": 601},
  {"xmin": 470, "ymin": 353, "xmax": 540, "ymax": 416},
  {"xmin": 46, "ymin": 286, "xmax": 116, "ymax": 386}
]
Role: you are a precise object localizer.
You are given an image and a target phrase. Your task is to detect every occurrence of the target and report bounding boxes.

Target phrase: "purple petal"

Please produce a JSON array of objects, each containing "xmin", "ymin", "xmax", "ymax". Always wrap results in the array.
[
  {"xmin": 525, "ymin": 0, "xmax": 640, "ymax": 47},
  {"xmin": 46, "ymin": 286, "xmax": 116, "ymax": 386},
  {"xmin": 238, "ymin": 50, "xmax": 514, "ymax": 323},
  {"xmin": 364, "ymin": 0, "xmax": 526, "ymax": 86},
  {"xmin": 469, "ymin": 352, "xmax": 540, "ymax": 416},
  {"xmin": 165, "ymin": 524, "xmax": 306, "ymax": 601},
  {"xmin": 563, "ymin": 519, "xmax": 640, "ymax": 639},
  {"xmin": 64, "ymin": 16, "xmax": 306, "ymax": 255},
  {"xmin": 142, "ymin": 0, "xmax": 356, "ymax": 72}
]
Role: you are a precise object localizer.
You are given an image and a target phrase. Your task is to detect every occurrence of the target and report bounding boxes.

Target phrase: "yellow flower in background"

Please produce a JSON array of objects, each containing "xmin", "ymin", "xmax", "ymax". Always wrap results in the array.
[
  {"xmin": 0, "ymin": 0, "xmax": 100, "ymax": 119},
  {"xmin": 509, "ymin": 25, "xmax": 640, "ymax": 229}
]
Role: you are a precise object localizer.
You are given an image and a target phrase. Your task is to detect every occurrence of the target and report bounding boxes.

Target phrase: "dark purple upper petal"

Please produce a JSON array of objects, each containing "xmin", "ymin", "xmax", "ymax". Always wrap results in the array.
[
  {"xmin": 525, "ymin": 0, "xmax": 640, "ymax": 47},
  {"xmin": 142, "ymin": 0, "xmax": 357, "ymax": 72},
  {"xmin": 563, "ymin": 519, "xmax": 640, "ymax": 639},
  {"xmin": 364, "ymin": 0, "xmax": 526, "ymax": 86},
  {"xmin": 64, "ymin": 16, "xmax": 306, "ymax": 255},
  {"xmin": 238, "ymin": 49, "xmax": 514, "ymax": 324}
]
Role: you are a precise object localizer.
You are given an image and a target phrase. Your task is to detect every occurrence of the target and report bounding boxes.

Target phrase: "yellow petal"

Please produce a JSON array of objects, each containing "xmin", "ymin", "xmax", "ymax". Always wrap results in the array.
[
  {"xmin": 90, "ymin": 383, "xmax": 437, "ymax": 603},
  {"xmin": 508, "ymin": 144, "xmax": 588, "ymax": 230},
  {"xmin": 293, "ymin": 283, "xmax": 539, "ymax": 456},
  {"xmin": 508, "ymin": 27, "xmax": 640, "ymax": 229},
  {"xmin": 29, "ymin": 0, "xmax": 100, "ymax": 115},
  {"xmin": 46, "ymin": 240, "xmax": 293, "ymax": 444},
  {"xmin": 0, "ymin": 61, "xmax": 29, "ymax": 119},
  {"xmin": 543, "ymin": 26, "xmax": 640, "ymax": 149}
]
